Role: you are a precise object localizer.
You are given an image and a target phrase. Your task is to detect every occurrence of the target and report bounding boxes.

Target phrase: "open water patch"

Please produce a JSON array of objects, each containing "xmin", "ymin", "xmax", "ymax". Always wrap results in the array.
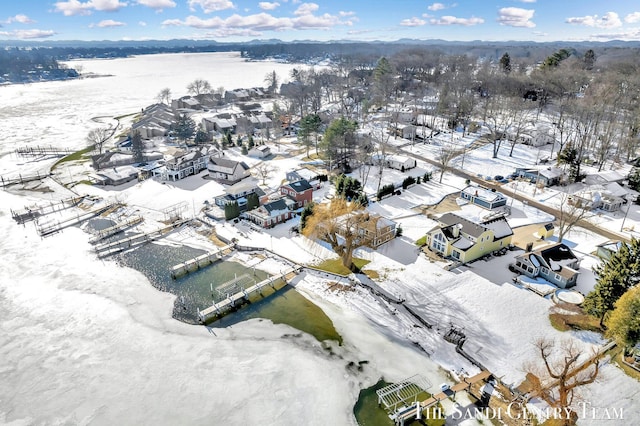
[{"xmin": 115, "ymin": 242, "xmax": 341, "ymax": 342}]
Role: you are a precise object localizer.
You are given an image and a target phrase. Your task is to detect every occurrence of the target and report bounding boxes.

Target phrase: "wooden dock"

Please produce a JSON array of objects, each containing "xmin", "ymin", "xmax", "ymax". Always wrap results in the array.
[
  {"xmin": 15, "ymin": 145, "xmax": 75, "ymax": 158},
  {"xmin": 89, "ymin": 216, "xmax": 144, "ymax": 244},
  {"xmin": 170, "ymin": 244, "xmax": 234, "ymax": 278},
  {"xmin": 35, "ymin": 202, "xmax": 120, "ymax": 237},
  {"xmin": 197, "ymin": 266, "xmax": 301, "ymax": 321},
  {"xmin": 94, "ymin": 219, "xmax": 190, "ymax": 258},
  {"xmin": 11, "ymin": 195, "xmax": 86, "ymax": 224},
  {"xmin": 1, "ymin": 171, "xmax": 50, "ymax": 188}
]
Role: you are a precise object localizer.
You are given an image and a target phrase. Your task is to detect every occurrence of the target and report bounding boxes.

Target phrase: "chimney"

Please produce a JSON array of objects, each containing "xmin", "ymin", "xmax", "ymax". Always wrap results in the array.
[{"xmin": 526, "ymin": 242, "xmax": 533, "ymax": 252}]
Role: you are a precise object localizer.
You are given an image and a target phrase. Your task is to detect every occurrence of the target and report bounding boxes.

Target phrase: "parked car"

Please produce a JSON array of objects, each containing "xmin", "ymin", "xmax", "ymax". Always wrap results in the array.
[{"xmin": 494, "ymin": 175, "xmax": 504, "ymax": 181}]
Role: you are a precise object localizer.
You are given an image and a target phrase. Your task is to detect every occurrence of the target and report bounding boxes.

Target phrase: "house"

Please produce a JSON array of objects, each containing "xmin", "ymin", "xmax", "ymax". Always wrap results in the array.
[
  {"xmin": 286, "ymin": 168, "xmax": 321, "ymax": 184},
  {"xmin": 244, "ymin": 198, "xmax": 296, "ymax": 228},
  {"xmin": 171, "ymin": 96, "xmax": 201, "ymax": 111},
  {"xmin": 460, "ymin": 185, "xmax": 507, "ymax": 210},
  {"xmin": 207, "ymin": 157, "xmax": 250, "ymax": 184},
  {"xmin": 152, "ymin": 146, "xmax": 212, "ymax": 181},
  {"xmin": 537, "ymin": 223, "xmax": 555, "ymax": 239},
  {"xmin": 92, "ymin": 165, "xmax": 140, "ymax": 186},
  {"xmin": 532, "ymin": 123, "xmax": 556, "ymax": 147},
  {"xmin": 370, "ymin": 154, "xmax": 417, "ymax": 171},
  {"xmin": 132, "ymin": 103, "xmax": 175, "ymax": 139},
  {"xmin": 336, "ymin": 211, "xmax": 397, "ymax": 248},
  {"xmin": 425, "ymin": 213, "xmax": 513, "ymax": 263},
  {"xmin": 511, "ymin": 243, "xmax": 581, "ymax": 288},
  {"xmin": 566, "ymin": 184, "xmax": 626, "ymax": 212},
  {"xmin": 91, "ymin": 151, "xmax": 163, "ymax": 170},
  {"xmin": 224, "ymin": 89, "xmax": 250, "ymax": 103},
  {"xmin": 584, "ymin": 170, "xmax": 625, "ymax": 186},
  {"xmin": 280, "ymin": 179, "xmax": 313, "ymax": 209},
  {"xmin": 515, "ymin": 167, "xmax": 564, "ymax": 187},
  {"xmin": 214, "ymin": 179, "xmax": 265, "ymax": 209},
  {"xmin": 389, "ymin": 123, "xmax": 416, "ymax": 139},
  {"xmin": 248, "ymin": 145, "xmax": 271, "ymax": 158}
]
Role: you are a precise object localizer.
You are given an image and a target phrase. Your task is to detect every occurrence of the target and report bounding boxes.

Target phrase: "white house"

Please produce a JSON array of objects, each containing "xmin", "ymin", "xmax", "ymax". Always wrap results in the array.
[
  {"xmin": 248, "ymin": 145, "xmax": 271, "ymax": 158},
  {"xmin": 207, "ymin": 157, "xmax": 250, "ymax": 184}
]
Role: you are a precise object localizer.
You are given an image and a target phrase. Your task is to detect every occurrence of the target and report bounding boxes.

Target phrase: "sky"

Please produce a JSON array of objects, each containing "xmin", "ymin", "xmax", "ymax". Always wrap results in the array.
[{"xmin": 1, "ymin": 0, "xmax": 640, "ymax": 43}]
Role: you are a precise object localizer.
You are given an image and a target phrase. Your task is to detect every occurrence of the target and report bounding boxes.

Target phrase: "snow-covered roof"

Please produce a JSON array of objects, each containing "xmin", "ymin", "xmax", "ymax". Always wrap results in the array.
[{"xmin": 461, "ymin": 185, "xmax": 506, "ymax": 203}]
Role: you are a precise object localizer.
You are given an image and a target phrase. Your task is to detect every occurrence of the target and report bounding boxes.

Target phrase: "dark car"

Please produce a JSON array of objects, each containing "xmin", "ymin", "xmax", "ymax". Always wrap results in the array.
[{"xmin": 494, "ymin": 175, "xmax": 504, "ymax": 181}]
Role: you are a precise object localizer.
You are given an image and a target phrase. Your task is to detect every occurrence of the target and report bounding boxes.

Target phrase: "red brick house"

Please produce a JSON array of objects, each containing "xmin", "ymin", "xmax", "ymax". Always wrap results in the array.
[{"xmin": 280, "ymin": 179, "xmax": 313, "ymax": 209}]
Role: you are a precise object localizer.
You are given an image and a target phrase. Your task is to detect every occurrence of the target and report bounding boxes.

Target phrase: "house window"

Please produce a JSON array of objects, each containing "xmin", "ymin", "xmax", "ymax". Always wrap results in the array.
[
  {"xmin": 432, "ymin": 240, "xmax": 446, "ymax": 253},
  {"xmin": 541, "ymin": 267, "xmax": 549, "ymax": 274},
  {"xmin": 452, "ymin": 250, "xmax": 460, "ymax": 260},
  {"xmin": 555, "ymin": 273, "xmax": 561, "ymax": 281},
  {"xmin": 527, "ymin": 266, "xmax": 534, "ymax": 274}
]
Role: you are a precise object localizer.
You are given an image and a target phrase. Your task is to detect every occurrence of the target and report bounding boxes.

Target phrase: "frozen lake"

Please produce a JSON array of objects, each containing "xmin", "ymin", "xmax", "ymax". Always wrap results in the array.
[{"xmin": 0, "ymin": 52, "xmax": 447, "ymax": 425}]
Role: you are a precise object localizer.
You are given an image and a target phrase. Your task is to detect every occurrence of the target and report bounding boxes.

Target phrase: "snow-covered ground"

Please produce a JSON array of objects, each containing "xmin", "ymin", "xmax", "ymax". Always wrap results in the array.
[{"xmin": 1, "ymin": 53, "xmax": 638, "ymax": 425}]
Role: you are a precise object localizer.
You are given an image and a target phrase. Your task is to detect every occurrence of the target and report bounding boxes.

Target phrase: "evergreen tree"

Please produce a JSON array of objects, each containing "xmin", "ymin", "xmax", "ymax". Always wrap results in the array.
[
  {"xmin": 131, "ymin": 129, "xmax": 144, "ymax": 163},
  {"xmin": 583, "ymin": 49, "xmax": 596, "ymax": 70},
  {"xmin": 300, "ymin": 202, "xmax": 315, "ymax": 231},
  {"xmin": 628, "ymin": 167, "xmax": 640, "ymax": 191},
  {"xmin": 334, "ymin": 174, "xmax": 362, "ymax": 200},
  {"xmin": 172, "ymin": 113, "xmax": 196, "ymax": 144},
  {"xmin": 606, "ymin": 286, "xmax": 640, "ymax": 350},
  {"xmin": 248, "ymin": 134, "xmax": 255, "ymax": 148},
  {"xmin": 241, "ymin": 145, "xmax": 248, "ymax": 155},
  {"xmin": 499, "ymin": 52, "xmax": 512, "ymax": 74},
  {"xmin": 246, "ymin": 193, "xmax": 259, "ymax": 210},
  {"xmin": 224, "ymin": 201, "xmax": 240, "ymax": 220},
  {"xmin": 194, "ymin": 126, "xmax": 210, "ymax": 144},
  {"xmin": 584, "ymin": 239, "xmax": 640, "ymax": 327}
]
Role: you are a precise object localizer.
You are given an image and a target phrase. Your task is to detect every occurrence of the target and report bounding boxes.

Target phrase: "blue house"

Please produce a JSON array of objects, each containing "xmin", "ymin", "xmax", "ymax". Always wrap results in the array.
[{"xmin": 460, "ymin": 185, "xmax": 507, "ymax": 210}]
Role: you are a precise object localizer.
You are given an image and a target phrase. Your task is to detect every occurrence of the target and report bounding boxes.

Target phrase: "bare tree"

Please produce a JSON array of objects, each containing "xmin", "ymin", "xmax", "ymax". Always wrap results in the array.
[
  {"xmin": 525, "ymin": 338, "xmax": 601, "ymax": 426},
  {"xmin": 302, "ymin": 198, "xmax": 378, "ymax": 271},
  {"xmin": 264, "ymin": 70, "xmax": 279, "ymax": 94},
  {"xmin": 252, "ymin": 162, "xmax": 276, "ymax": 185},
  {"xmin": 157, "ymin": 87, "xmax": 171, "ymax": 105},
  {"xmin": 187, "ymin": 79, "xmax": 212, "ymax": 97},
  {"xmin": 556, "ymin": 192, "xmax": 593, "ymax": 243},
  {"xmin": 86, "ymin": 127, "xmax": 111, "ymax": 154},
  {"xmin": 484, "ymin": 95, "xmax": 517, "ymax": 158},
  {"xmin": 436, "ymin": 145, "xmax": 458, "ymax": 183}
]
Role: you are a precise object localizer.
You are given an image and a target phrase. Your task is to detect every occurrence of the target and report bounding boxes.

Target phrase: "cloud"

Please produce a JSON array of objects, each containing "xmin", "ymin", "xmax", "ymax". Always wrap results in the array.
[
  {"xmin": 497, "ymin": 7, "xmax": 535, "ymax": 28},
  {"xmin": 139, "ymin": 21, "xmax": 147, "ymax": 26},
  {"xmin": 427, "ymin": 2, "xmax": 445, "ymax": 11},
  {"xmin": 400, "ymin": 17, "xmax": 426, "ymax": 27},
  {"xmin": 91, "ymin": 19, "xmax": 126, "ymax": 28},
  {"xmin": 137, "ymin": 0, "xmax": 176, "ymax": 10},
  {"xmin": 163, "ymin": 9, "xmax": 356, "ymax": 32},
  {"xmin": 54, "ymin": 0, "xmax": 128, "ymax": 16},
  {"xmin": 625, "ymin": 12, "xmax": 640, "ymax": 24},
  {"xmin": 294, "ymin": 3, "xmax": 319, "ymax": 16},
  {"xmin": 532, "ymin": 30, "xmax": 547, "ymax": 36},
  {"xmin": 565, "ymin": 12, "xmax": 622, "ymax": 29},
  {"xmin": 517, "ymin": 0, "xmax": 536, "ymax": 3},
  {"xmin": 259, "ymin": 2, "xmax": 279, "ymax": 10},
  {"xmin": 430, "ymin": 15, "xmax": 484, "ymax": 26},
  {"xmin": 591, "ymin": 28, "xmax": 640, "ymax": 40},
  {"xmin": 4, "ymin": 14, "xmax": 36, "ymax": 24},
  {"xmin": 0, "ymin": 29, "xmax": 56, "ymax": 39},
  {"xmin": 188, "ymin": 0, "xmax": 234, "ymax": 13}
]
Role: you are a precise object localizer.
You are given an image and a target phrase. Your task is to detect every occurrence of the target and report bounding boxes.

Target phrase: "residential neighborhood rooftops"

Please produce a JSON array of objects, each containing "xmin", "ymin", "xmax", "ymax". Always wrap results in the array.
[{"xmin": 285, "ymin": 179, "xmax": 312, "ymax": 193}]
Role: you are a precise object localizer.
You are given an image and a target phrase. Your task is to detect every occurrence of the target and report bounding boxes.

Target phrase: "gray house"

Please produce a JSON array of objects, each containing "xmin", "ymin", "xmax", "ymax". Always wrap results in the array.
[{"xmin": 511, "ymin": 243, "xmax": 581, "ymax": 288}]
